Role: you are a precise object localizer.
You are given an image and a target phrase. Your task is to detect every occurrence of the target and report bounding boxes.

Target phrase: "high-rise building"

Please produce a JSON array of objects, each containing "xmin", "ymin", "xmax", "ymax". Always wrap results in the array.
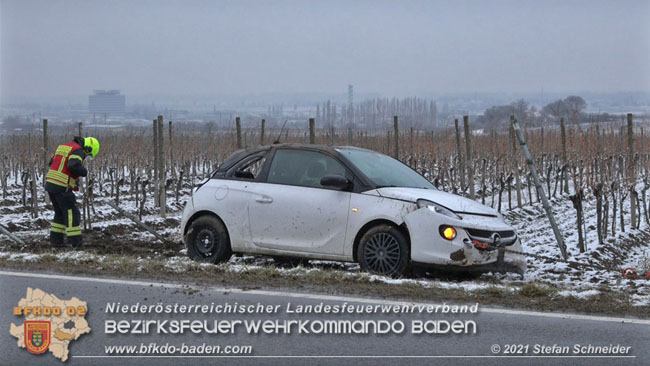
[{"xmin": 89, "ymin": 90, "xmax": 125, "ymax": 116}]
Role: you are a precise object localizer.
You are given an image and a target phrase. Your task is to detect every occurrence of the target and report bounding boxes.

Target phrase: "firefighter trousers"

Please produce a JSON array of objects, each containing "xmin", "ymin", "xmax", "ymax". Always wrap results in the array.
[{"xmin": 48, "ymin": 191, "xmax": 82, "ymax": 247}]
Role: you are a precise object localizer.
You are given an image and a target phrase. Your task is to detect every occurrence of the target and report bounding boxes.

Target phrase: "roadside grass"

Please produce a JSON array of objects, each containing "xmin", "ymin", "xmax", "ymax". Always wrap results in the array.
[
  {"xmin": 519, "ymin": 282, "xmax": 558, "ymax": 297},
  {"xmin": 1, "ymin": 251, "xmax": 648, "ymax": 318}
]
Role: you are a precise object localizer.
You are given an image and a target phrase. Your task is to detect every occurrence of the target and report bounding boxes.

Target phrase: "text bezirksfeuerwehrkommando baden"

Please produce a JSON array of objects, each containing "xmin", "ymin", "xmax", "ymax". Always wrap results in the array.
[
  {"xmin": 105, "ymin": 318, "xmax": 476, "ymax": 335},
  {"xmin": 105, "ymin": 301, "xmax": 479, "ymax": 315},
  {"xmin": 104, "ymin": 301, "xmax": 479, "ymax": 335}
]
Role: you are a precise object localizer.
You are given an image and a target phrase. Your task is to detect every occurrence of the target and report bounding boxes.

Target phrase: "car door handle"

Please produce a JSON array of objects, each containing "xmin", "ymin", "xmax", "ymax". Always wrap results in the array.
[{"xmin": 255, "ymin": 196, "xmax": 273, "ymax": 204}]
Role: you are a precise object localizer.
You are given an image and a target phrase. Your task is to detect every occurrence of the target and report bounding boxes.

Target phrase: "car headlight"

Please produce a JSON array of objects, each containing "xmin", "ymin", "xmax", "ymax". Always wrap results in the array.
[{"xmin": 416, "ymin": 199, "xmax": 462, "ymax": 220}]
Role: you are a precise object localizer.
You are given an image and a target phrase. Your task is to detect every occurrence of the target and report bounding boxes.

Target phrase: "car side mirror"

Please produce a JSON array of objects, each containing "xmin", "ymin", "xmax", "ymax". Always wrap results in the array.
[{"xmin": 320, "ymin": 174, "xmax": 351, "ymax": 190}]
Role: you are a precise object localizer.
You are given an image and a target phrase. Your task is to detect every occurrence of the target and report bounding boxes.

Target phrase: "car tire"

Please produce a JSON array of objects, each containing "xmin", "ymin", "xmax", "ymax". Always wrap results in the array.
[
  {"xmin": 186, "ymin": 215, "xmax": 232, "ymax": 264},
  {"xmin": 357, "ymin": 224, "xmax": 409, "ymax": 277}
]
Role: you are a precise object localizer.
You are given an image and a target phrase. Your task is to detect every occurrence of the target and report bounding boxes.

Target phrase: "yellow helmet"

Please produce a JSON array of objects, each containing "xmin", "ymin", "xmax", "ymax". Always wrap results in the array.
[{"xmin": 84, "ymin": 137, "xmax": 100, "ymax": 158}]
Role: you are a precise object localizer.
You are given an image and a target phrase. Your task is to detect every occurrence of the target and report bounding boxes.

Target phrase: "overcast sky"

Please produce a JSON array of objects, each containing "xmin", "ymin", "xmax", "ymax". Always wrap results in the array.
[{"xmin": 1, "ymin": 0, "xmax": 649, "ymax": 98}]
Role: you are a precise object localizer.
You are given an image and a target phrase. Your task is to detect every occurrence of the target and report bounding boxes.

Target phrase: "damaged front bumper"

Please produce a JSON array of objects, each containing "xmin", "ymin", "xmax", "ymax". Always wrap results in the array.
[
  {"xmin": 405, "ymin": 206, "xmax": 527, "ymax": 277},
  {"xmin": 412, "ymin": 247, "xmax": 526, "ymax": 277}
]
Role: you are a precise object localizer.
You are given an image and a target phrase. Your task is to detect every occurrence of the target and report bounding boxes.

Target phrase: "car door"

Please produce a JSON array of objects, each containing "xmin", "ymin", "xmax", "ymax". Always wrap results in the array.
[
  {"xmin": 248, "ymin": 148, "xmax": 352, "ymax": 255},
  {"xmin": 211, "ymin": 150, "xmax": 270, "ymax": 251}
]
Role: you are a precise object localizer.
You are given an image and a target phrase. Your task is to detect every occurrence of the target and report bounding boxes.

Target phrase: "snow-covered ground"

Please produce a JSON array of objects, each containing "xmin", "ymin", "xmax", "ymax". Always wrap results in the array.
[{"xmin": 1, "ymin": 175, "xmax": 649, "ymax": 305}]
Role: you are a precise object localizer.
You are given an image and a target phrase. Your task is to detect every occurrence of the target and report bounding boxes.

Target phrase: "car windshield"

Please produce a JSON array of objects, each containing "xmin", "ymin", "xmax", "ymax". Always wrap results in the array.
[{"xmin": 337, "ymin": 148, "xmax": 435, "ymax": 190}]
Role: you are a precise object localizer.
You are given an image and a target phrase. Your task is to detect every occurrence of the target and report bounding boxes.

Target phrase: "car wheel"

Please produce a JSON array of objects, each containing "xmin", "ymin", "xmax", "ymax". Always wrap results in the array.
[
  {"xmin": 357, "ymin": 224, "xmax": 409, "ymax": 277},
  {"xmin": 186, "ymin": 215, "xmax": 232, "ymax": 263}
]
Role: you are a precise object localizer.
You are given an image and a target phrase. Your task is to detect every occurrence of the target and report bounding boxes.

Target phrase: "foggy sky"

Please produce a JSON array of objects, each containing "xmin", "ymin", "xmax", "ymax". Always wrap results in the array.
[{"xmin": 1, "ymin": 0, "xmax": 649, "ymax": 99}]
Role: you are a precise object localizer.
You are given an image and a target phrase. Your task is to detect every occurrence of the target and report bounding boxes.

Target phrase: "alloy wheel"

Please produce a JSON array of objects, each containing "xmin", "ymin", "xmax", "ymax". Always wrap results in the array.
[{"xmin": 364, "ymin": 232, "xmax": 401, "ymax": 274}]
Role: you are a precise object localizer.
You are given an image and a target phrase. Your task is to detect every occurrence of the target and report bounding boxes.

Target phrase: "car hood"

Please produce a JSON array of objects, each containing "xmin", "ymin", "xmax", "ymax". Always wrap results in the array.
[{"xmin": 372, "ymin": 187, "xmax": 499, "ymax": 216}]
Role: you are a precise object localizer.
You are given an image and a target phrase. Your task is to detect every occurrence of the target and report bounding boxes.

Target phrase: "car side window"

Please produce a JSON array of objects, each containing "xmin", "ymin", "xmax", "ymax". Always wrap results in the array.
[
  {"xmin": 267, "ymin": 150, "xmax": 347, "ymax": 188},
  {"xmin": 228, "ymin": 153, "xmax": 266, "ymax": 180}
]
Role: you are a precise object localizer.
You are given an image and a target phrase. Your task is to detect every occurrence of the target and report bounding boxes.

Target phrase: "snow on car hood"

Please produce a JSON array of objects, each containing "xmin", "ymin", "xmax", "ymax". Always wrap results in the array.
[{"xmin": 372, "ymin": 187, "xmax": 499, "ymax": 216}]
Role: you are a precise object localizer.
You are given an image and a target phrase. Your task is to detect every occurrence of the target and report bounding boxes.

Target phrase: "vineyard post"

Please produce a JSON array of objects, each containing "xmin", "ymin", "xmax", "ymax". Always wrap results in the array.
[
  {"xmin": 409, "ymin": 127, "xmax": 414, "ymax": 167},
  {"xmin": 77, "ymin": 120, "xmax": 84, "ymax": 228},
  {"xmin": 158, "ymin": 115, "xmax": 166, "ymax": 218},
  {"xmin": 309, "ymin": 118, "xmax": 315, "ymax": 144},
  {"xmin": 627, "ymin": 113, "xmax": 636, "ymax": 229},
  {"xmin": 463, "ymin": 116, "xmax": 475, "ymax": 200},
  {"xmin": 481, "ymin": 158, "xmax": 487, "ymax": 204},
  {"xmin": 260, "ymin": 119, "xmax": 265, "ymax": 145},
  {"xmin": 1, "ymin": 155, "xmax": 6, "ymax": 199},
  {"xmin": 153, "ymin": 119, "xmax": 159, "ymax": 207},
  {"xmin": 42, "ymin": 119, "xmax": 48, "ymax": 176},
  {"xmin": 169, "ymin": 121, "xmax": 174, "ymax": 178},
  {"xmin": 393, "ymin": 116, "xmax": 399, "ymax": 159},
  {"xmin": 43, "ymin": 119, "xmax": 50, "ymax": 205},
  {"xmin": 169, "ymin": 120, "xmax": 173, "ymax": 147},
  {"xmin": 236, "ymin": 117, "xmax": 242, "ymax": 149},
  {"xmin": 560, "ymin": 117, "xmax": 569, "ymax": 194},
  {"xmin": 81, "ymin": 160, "xmax": 89, "ymax": 230},
  {"xmin": 0, "ymin": 224, "xmax": 25, "ymax": 245},
  {"xmin": 511, "ymin": 115, "xmax": 567, "ymax": 259},
  {"xmin": 511, "ymin": 125, "xmax": 522, "ymax": 208},
  {"xmin": 455, "ymin": 118, "xmax": 466, "ymax": 195}
]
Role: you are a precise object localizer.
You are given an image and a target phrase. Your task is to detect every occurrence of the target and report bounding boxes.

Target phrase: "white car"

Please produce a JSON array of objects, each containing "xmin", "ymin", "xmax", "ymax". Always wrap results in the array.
[{"xmin": 181, "ymin": 144, "xmax": 526, "ymax": 277}]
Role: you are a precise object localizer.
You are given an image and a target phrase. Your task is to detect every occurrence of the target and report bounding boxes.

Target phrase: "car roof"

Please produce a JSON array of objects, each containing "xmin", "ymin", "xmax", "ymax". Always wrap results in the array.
[{"xmin": 233, "ymin": 143, "xmax": 374, "ymax": 155}]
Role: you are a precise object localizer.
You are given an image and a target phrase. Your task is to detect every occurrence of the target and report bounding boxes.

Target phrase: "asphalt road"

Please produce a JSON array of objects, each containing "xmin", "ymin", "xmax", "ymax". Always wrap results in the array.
[{"xmin": 0, "ymin": 270, "xmax": 648, "ymax": 366}]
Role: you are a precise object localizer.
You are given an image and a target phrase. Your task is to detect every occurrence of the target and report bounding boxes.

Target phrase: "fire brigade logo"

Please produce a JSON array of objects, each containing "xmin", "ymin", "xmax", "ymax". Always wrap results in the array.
[
  {"xmin": 25, "ymin": 321, "xmax": 51, "ymax": 354},
  {"xmin": 10, "ymin": 288, "xmax": 91, "ymax": 362}
]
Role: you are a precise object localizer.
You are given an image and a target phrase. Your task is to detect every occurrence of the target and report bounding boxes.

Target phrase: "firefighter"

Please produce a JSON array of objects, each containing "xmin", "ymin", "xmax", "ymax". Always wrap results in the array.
[{"xmin": 44, "ymin": 136, "xmax": 100, "ymax": 248}]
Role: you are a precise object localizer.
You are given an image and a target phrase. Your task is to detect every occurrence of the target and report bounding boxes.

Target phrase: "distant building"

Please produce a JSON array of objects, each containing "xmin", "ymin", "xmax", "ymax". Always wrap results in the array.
[{"xmin": 89, "ymin": 90, "xmax": 125, "ymax": 116}]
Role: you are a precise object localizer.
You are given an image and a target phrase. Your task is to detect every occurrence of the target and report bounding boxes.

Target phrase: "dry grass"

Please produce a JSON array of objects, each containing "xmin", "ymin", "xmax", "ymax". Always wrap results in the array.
[{"xmin": 1, "ymin": 254, "xmax": 648, "ymax": 318}]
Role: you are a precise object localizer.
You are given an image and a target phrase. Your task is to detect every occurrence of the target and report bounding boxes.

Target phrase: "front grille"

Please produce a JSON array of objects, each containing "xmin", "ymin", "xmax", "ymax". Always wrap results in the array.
[{"xmin": 465, "ymin": 228, "xmax": 515, "ymax": 238}]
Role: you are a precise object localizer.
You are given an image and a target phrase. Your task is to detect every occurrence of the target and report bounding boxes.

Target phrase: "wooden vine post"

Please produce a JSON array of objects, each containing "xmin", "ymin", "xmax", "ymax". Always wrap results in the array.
[
  {"xmin": 455, "ymin": 118, "xmax": 466, "ymax": 195},
  {"xmin": 43, "ymin": 119, "xmax": 50, "ymax": 205},
  {"xmin": 627, "ymin": 113, "xmax": 636, "ymax": 229},
  {"xmin": 153, "ymin": 118, "xmax": 159, "ymax": 207},
  {"xmin": 309, "ymin": 118, "xmax": 315, "ymax": 144},
  {"xmin": 560, "ymin": 117, "xmax": 569, "ymax": 194},
  {"xmin": 393, "ymin": 116, "xmax": 399, "ymax": 159},
  {"xmin": 158, "ymin": 115, "xmax": 166, "ymax": 218},
  {"xmin": 463, "ymin": 115, "xmax": 475, "ymax": 199},
  {"xmin": 236, "ymin": 117, "xmax": 242, "ymax": 149}
]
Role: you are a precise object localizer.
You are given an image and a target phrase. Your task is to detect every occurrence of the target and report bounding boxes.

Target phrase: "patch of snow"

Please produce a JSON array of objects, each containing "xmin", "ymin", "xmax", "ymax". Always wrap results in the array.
[
  {"xmin": 557, "ymin": 289, "xmax": 601, "ymax": 299},
  {"xmin": 8, "ymin": 253, "xmax": 42, "ymax": 262}
]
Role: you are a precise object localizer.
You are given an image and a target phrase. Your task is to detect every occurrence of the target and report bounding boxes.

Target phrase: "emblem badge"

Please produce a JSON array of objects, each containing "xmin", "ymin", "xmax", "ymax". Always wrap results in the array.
[
  {"xmin": 24, "ymin": 321, "xmax": 51, "ymax": 354},
  {"xmin": 491, "ymin": 233, "xmax": 502, "ymax": 246}
]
